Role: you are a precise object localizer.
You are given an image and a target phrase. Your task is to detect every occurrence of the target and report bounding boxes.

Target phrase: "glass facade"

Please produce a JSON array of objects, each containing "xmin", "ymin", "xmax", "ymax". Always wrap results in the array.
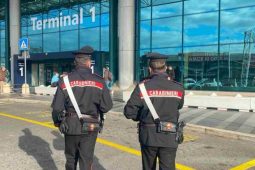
[
  {"xmin": 0, "ymin": 1, "xmax": 7, "ymax": 67},
  {"xmin": 20, "ymin": 0, "xmax": 110, "ymax": 86},
  {"xmin": 137, "ymin": 0, "xmax": 255, "ymax": 92},
  {"xmin": 21, "ymin": 0, "xmax": 110, "ymax": 53}
]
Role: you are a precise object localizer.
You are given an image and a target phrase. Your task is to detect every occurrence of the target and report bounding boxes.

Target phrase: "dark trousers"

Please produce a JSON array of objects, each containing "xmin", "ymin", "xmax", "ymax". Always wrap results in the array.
[
  {"xmin": 65, "ymin": 133, "xmax": 98, "ymax": 170},
  {"xmin": 141, "ymin": 145, "xmax": 177, "ymax": 170}
]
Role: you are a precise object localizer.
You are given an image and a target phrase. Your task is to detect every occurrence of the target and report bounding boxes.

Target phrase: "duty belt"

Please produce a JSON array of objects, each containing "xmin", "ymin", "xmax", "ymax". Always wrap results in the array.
[
  {"xmin": 139, "ymin": 123, "xmax": 156, "ymax": 127},
  {"xmin": 66, "ymin": 113, "xmax": 98, "ymax": 121},
  {"xmin": 139, "ymin": 122, "xmax": 177, "ymax": 133}
]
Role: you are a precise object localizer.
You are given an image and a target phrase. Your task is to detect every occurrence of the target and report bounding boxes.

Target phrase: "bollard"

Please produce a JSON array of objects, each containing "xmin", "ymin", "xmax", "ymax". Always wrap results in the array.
[
  {"xmin": 2, "ymin": 83, "xmax": 11, "ymax": 93},
  {"xmin": 22, "ymin": 83, "xmax": 30, "ymax": 95}
]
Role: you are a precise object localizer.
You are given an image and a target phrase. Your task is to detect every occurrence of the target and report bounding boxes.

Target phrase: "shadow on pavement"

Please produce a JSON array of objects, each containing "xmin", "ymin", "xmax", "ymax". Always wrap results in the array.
[
  {"xmin": 51, "ymin": 130, "xmax": 106, "ymax": 169},
  {"xmin": 18, "ymin": 128, "xmax": 57, "ymax": 170},
  {"xmin": 52, "ymin": 130, "xmax": 64, "ymax": 151},
  {"xmin": 93, "ymin": 156, "xmax": 106, "ymax": 170}
]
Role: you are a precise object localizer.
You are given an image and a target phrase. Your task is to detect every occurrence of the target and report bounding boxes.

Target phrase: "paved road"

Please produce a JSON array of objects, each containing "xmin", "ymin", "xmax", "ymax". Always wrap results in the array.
[
  {"xmin": 2, "ymin": 94, "xmax": 255, "ymax": 135},
  {"xmin": 0, "ymin": 100, "xmax": 255, "ymax": 170}
]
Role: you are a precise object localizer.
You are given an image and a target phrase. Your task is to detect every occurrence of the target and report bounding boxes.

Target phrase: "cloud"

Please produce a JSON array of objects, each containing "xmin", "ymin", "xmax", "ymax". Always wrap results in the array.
[
  {"xmin": 152, "ymin": 3, "xmax": 182, "ymax": 18},
  {"xmin": 184, "ymin": 0, "xmax": 218, "ymax": 14},
  {"xmin": 152, "ymin": 29, "xmax": 182, "ymax": 48},
  {"xmin": 184, "ymin": 12, "xmax": 218, "ymax": 28},
  {"xmin": 221, "ymin": 0, "xmax": 255, "ymax": 9},
  {"xmin": 140, "ymin": 16, "xmax": 182, "ymax": 49},
  {"xmin": 220, "ymin": 7, "xmax": 255, "ymax": 44},
  {"xmin": 141, "ymin": 1, "xmax": 182, "ymax": 20}
]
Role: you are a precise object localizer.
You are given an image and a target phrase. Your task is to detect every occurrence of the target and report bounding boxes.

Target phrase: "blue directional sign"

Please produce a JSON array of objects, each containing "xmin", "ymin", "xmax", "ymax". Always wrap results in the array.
[{"xmin": 19, "ymin": 38, "xmax": 29, "ymax": 50}]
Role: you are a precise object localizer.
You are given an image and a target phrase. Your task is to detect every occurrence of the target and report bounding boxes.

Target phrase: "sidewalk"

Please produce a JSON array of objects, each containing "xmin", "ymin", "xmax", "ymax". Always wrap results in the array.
[{"xmin": 1, "ymin": 93, "xmax": 255, "ymax": 141}]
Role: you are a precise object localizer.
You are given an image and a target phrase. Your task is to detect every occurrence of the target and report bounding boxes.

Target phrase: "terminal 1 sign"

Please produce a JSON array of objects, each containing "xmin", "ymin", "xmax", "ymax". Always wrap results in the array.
[{"xmin": 31, "ymin": 7, "xmax": 96, "ymax": 31}]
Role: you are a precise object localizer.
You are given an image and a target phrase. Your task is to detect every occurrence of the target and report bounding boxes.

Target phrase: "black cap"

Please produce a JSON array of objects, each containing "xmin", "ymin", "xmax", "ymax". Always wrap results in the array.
[
  {"xmin": 73, "ymin": 45, "xmax": 94, "ymax": 56},
  {"xmin": 146, "ymin": 52, "xmax": 168, "ymax": 61}
]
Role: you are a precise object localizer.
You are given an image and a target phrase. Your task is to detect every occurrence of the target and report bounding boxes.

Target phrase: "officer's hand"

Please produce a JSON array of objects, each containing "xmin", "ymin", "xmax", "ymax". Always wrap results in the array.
[{"xmin": 59, "ymin": 122, "xmax": 68, "ymax": 134}]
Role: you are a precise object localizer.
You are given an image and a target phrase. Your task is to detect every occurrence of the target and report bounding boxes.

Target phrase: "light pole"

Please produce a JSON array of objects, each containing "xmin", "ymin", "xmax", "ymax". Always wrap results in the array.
[
  {"xmin": 22, "ymin": 51, "xmax": 27, "ymax": 85},
  {"xmin": 228, "ymin": 43, "xmax": 231, "ymax": 79},
  {"xmin": 228, "ymin": 37, "xmax": 231, "ymax": 80}
]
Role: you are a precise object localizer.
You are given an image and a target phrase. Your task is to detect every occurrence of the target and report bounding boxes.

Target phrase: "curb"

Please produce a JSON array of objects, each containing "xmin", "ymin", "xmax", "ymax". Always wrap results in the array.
[
  {"xmin": 0, "ymin": 98, "xmax": 51, "ymax": 104},
  {"xmin": 183, "ymin": 105, "xmax": 253, "ymax": 112},
  {"xmin": 186, "ymin": 124, "xmax": 255, "ymax": 142},
  {"xmin": 35, "ymin": 93, "xmax": 55, "ymax": 96}
]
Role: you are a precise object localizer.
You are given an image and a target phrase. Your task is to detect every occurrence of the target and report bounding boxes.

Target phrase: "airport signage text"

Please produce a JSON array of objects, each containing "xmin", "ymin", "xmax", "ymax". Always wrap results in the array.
[{"xmin": 31, "ymin": 7, "xmax": 95, "ymax": 31}]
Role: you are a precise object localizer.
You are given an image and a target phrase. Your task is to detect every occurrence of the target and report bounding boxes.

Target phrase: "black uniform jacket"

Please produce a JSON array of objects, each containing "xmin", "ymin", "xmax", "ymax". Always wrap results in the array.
[
  {"xmin": 124, "ymin": 73, "xmax": 184, "ymax": 148},
  {"xmin": 51, "ymin": 67, "xmax": 113, "ymax": 135}
]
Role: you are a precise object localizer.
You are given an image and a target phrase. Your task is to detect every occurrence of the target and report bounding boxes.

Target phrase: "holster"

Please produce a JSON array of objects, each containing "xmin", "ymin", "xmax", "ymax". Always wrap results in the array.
[
  {"xmin": 80, "ymin": 118, "xmax": 100, "ymax": 134},
  {"xmin": 98, "ymin": 114, "xmax": 105, "ymax": 133},
  {"xmin": 175, "ymin": 121, "xmax": 186, "ymax": 144},
  {"xmin": 79, "ymin": 114, "xmax": 100, "ymax": 134},
  {"xmin": 157, "ymin": 121, "xmax": 177, "ymax": 133},
  {"xmin": 138, "ymin": 121, "xmax": 186, "ymax": 144},
  {"xmin": 63, "ymin": 113, "xmax": 100, "ymax": 134}
]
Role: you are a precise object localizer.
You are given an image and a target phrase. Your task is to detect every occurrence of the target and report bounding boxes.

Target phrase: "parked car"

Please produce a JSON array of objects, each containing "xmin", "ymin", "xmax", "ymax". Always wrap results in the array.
[
  {"xmin": 196, "ymin": 78, "xmax": 222, "ymax": 87},
  {"xmin": 184, "ymin": 78, "xmax": 197, "ymax": 89}
]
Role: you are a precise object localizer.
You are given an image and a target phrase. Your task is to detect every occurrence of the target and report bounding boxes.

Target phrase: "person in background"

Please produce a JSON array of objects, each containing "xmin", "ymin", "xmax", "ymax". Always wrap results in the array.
[
  {"xmin": 0, "ymin": 66, "xmax": 7, "ymax": 93},
  {"xmin": 103, "ymin": 66, "xmax": 113, "ymax": 95},
  {"xmin": 60, "ymin": 72, "xmax": 68, "ymax": 78},
  {"xmin": 174, "ymin": 66, "xmax": 181, "ymax": 82},
  {"xmin": 166, "ymin": 65, "xmax": 175, "ymax": 80},
  {"xmin": 51, "ymin": 71, "xmax": 59, "ymax": 87}
]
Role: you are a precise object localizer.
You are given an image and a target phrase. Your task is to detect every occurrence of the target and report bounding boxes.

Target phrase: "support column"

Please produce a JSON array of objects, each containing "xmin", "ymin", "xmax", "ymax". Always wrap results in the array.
[
  {"xmin": 5, "ymin": 0, "xmax": 10, "ymax": 72},
  {"xmin": 118, "ymin": 0, "xmax": 135, "ymax": 90},
  {"xmin": 110, "ymin": 0, "xmax": 118, "ymax": 83},
  {"xmin": 9, "ymin": 0, "xmax": 20, "ymax": 85}
]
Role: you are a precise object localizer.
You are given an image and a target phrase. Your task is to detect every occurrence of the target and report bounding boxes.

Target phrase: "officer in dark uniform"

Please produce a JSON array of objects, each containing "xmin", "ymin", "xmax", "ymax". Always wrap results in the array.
[
  {"xmin": 51, "ymin": 46, "xmax": 113, "ymax": 170},
  {"xmin": 124, "ymin": 52, "xmax": 185, "ymax": 170}
]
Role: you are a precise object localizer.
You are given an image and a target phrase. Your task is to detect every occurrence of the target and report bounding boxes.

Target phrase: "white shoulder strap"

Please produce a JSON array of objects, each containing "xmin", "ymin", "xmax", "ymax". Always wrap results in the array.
[
  {"xmin": 139, "ymin": 83, "xmax": 160, "ymax": 121},
  {"xmin": 63, "ymin": 76, "xmax": 83, "ymax": 119}
]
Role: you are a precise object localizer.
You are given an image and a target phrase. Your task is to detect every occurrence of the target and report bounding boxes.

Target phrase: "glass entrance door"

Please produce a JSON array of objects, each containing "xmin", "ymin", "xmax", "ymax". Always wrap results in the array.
[
  {"xmin": 93, "ymin": 51, "xmax": 110, "ymax": 76},
  {"xmin": 45, "ymin": 65, "xmax": 53, "ymax": 86}
]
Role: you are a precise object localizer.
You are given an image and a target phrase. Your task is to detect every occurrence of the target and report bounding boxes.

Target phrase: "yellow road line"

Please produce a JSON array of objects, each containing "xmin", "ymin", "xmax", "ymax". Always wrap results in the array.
[
  {"xmin": 43, "ymin": 121, "xmax": 53, "ymax": 124},
  {"xmin": 0, "ymin": 112, "xmax": 195, "ymax": 170},
  {"xmin": 96, "ymin": 138, "xmax": 141, "ymax": 156},
  {"xmin": 184, "ymin": 134, "xmax": 197, "ymax": 142},
  {"xmin": 230, "ymin": 159, "xmax": 255, "ymax": 170},
  {"xmin": 0, "ymin": 112, "xmax": 57, "ymax": 129}
]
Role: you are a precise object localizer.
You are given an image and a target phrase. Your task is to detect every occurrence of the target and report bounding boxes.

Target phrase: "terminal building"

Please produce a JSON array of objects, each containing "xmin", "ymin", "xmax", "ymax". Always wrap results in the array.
[{"xmin": 1, "ymin": 0, "xmax": 255, "ymax": 92}]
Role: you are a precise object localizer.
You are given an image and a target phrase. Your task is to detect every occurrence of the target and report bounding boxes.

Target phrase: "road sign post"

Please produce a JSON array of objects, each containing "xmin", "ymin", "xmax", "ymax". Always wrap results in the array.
[
  {"xmin": 22, "ymin": 51, "xmax": 28, "ymax": 84},
  {"xmin": 19, "ymin": 38, "xmax": 30, "ymax": 94}
]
